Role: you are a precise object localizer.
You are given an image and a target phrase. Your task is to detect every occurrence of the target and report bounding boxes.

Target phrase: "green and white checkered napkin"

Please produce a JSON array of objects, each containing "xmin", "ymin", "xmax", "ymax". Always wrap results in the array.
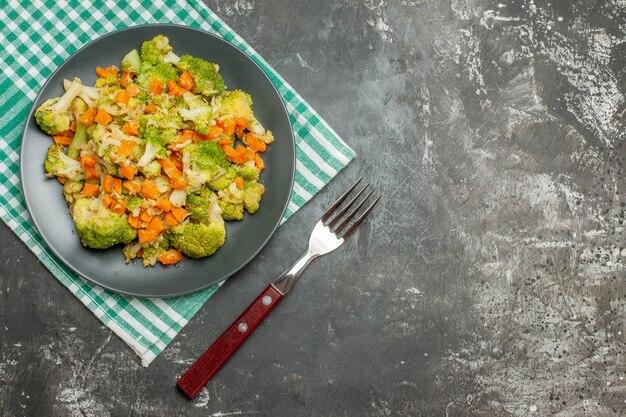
[{"xmin": 0, "ymin": 0, "xmax": 355, "ymax": 366}]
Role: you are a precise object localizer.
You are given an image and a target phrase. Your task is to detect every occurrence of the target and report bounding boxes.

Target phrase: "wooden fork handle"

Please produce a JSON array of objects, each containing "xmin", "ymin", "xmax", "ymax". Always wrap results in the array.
[{"xmin": 176, "ymin": 285, "xmax": 284, "ymax": 399}]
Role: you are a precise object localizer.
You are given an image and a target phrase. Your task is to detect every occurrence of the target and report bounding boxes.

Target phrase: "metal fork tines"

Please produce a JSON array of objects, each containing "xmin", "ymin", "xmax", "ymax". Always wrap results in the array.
[{"xmin": 271, "ymin": 178, "xmax": 381, "ymax": 295}]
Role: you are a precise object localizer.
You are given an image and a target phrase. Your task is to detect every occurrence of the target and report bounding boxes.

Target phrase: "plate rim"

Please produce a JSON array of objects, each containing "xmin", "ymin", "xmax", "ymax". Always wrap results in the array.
[{"xmin": 20, "ymin": 23, "xmax": 295, "ymax": 298}]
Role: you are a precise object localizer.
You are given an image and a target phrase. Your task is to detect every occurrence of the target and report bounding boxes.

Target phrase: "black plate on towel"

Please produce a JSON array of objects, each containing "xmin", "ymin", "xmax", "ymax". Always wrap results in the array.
[{"xmin": 20, "ymin": 24, "xmax": 295, "ymax": 297}]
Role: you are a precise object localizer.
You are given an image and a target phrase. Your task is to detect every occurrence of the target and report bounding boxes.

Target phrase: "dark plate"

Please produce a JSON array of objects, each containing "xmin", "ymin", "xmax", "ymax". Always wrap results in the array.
[{"xmin": 20, "ymin": 24, "xmax": 295, "ymax": 298}]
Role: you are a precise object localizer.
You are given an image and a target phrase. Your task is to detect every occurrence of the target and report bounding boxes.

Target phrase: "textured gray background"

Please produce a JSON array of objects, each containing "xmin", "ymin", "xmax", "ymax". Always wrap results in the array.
[{"xmin": 1, "ymin": 0, "xmax": 625, "ymax": 416}]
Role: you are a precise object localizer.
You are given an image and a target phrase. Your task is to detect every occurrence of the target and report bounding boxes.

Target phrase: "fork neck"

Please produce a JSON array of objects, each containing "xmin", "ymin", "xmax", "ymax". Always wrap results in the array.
[{"xmin": 271, "ymin": 247, "xmax": 319, "ymax": 295}]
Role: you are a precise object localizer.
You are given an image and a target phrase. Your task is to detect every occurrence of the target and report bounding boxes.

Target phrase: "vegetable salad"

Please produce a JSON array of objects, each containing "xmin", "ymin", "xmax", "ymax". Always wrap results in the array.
[{"xmin": 35, "ymin": 35, "xmax": 273, "ymax": 266}]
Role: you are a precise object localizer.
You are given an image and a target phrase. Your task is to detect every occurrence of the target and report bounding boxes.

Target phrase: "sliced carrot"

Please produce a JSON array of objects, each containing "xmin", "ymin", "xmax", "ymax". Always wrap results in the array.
[
  {"xmin": 113, "ymin": 177, "xmax": 122, "ymax": 195},
  {"xmin": 138, "ymin": 229, "xmax": 159, "ymax": 244},
  {"xmin": 148, "ymin": 79, "xmax": 163, "ymax": 95},
  {"xmin": 116, "ymin": 140, "xmax": 136, "ymax": 157},
  {"xmin": 110, "ymin": 198, "xmax": 127, "ymax": 214},
  {"xmin": 233, "ymin": 176, "xmax": 244, "ymax": 189},
  {"xmin": 146, "ymin": 216, "xmax": 165, "ymax": 234},
  {"xmin": 102, "ymin": 194, "xmax": 114, "ymax": 208},
  {"xmin": 58, "ymin": 129, "xmax": 74, "ymax": 137},
  {"xmin": 119, "ymin": 165, "xmax": 137, "ymax": 180},
  {"xmin": 219, "ymin": 119, "xmax": 236, "ymax": 135},
  {"xmin": 120, "ymin": 71, "xmax": 133, "ymax": 88},
  {"xmin": 164, "ymin": 212, "xmax": 179, "ymax": 227},
  {"xmin": 170, "ymin": 177, "xmax": 187, "ymax": 190},
  {"xmin": 114, "ymin": 90, "xmax": 130, "ymax": 105},
  {"xmin": 94, "ymin": 108, "xmax": 112, "ymax": 125},
  {"xmin": 123, "ymin": 181, "xmax": 142, "ymax": 195},
  {"xmin": 178, "ymin": 129, "xmax": 200, "ymax": 143},
  {"xmin": 57, "ymin": 176, "xmax": 68, "ymax": 184},
  {"xmin": 222, "ymin": 145, "xmax": 252, "ymax": 164},
  {"xmin": 141, "ymin": 180, "xmax": 160, "ymax": 200},
  {"xmin": 122, "ymin": 121, "xmax": 140, "ymax": 136},
  {"xmin": 159, "ymin": 158, "xmax": 182, "ymax": 179},
  {"xmin": 178, "ymin": 71, "xmax": 194, "ymax": 90},
  {"xmin": 127, "ymin": 214, "xmax": 141, "ymax": 229},
  {"xmin": 70, "ymin": 121, "xmax": 77, "ymax": 132},
  {"xmin": 80, "ymin": 183, "xmax": 100, "ymax": 197},
  {"xmin": 80, "ymin": 154, "xmax": 97, "ymax": 169},
  {"xmin": 140, "ymin": 210, "xmax": 154, "ymax": 224},
  {"xmin": 171, "ymin": 206, "xmax": 189, "ymax": 222},
  {"xmin": 253, "ymin": 152, "xmax": 265, "ymax": 171},
  {"xmin": 166, "ymin": 80, "xmax": 180, "ymax": 96},
  {"xmin": 52, "ymin": 135, "xmax": 72, "ymax": 146},
  {"xmin": 242, "ymin": 132, "xmax": 267, "ymax": 152},
  {"xmin": 218, "ymin": 137, "xmax": 233, "ymax": 147},
  {"xmin": 158, "ymin": 249, "xmax": 183, "ymax": 265},
  {"xmin": 95, "ymin": 67, "xmax": 108, "ymax": 78},
  {"xmin": 156, "ymin": 196, "xmax": 172, "ymax": 212},
  {"xmin": 144, "ymin": 103, "xmax": 156, "ymax": 113},
  {"xmin": 85, "ymin": 167, "xmax": 98, "ymax": 180},
  {"xmin": 79, "ymin": 108, "xmax": 97, "ymax": 127},
  {"xmin": 170, "ymin": 153, "xmax": 183, "ymax": 171},
  {"xmin": 96, "ymin": 66, "xmax": 119, "ymax": 78},
  {"xmin": 207, "ymin": 125, "xmax": 223, "ymax": 140},
  {"xmin": 102, "ymin": 174, "xmax": 115, "ymax": 193},
  {"xmin": 126, "ymin": 83, "xmax": 140, "ymax": 97}
]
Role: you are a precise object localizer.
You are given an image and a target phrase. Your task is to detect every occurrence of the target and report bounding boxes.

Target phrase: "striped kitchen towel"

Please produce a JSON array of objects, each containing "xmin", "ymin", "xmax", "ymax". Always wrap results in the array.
[{"xmin": 0, "ymin": 0, "xmax": 355, "ymax": 366}]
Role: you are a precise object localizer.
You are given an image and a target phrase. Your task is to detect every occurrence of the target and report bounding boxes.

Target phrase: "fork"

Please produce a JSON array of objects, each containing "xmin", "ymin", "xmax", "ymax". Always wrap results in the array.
[{"xmin": 176, "ymin": 178, "xmax": 381, "ymax": 399}]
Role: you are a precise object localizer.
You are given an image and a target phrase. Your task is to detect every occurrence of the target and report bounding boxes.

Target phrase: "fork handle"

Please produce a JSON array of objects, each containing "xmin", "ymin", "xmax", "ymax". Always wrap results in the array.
[{"xmin": 176, "ymin": 285, "xmax": 284, "ymax": 399}]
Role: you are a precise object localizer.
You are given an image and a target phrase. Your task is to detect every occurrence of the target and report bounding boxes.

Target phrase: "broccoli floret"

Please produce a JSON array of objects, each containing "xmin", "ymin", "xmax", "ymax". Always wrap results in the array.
[
  {"xmin": 139, "ymin": 160, "xmax": 162, "ymax": 178},
  {"xmin": 234, "ymin": 164, "xmax": 259, "ymax": 181},
  {"xmin": 218, "ymin": 200, "xmax": 244, "ymax": 221},
  {"xmin": 178, "ymin": 93, "xmax": 212, "ymax": 135},
  {"xmin": 243, "ymin": 182, "xmax": 265, "ymax": 214},
  {"xmin": 151, "ymin": 93, "xmax": 184, "ymax": 110},
  {"xmin": 176, "ymin": 55, "xmax": 225, "ymax": 97},
  {"xmin": 182, "ymin": 141, "xmax": 229, "ymax": 190},
  {"xmin": 44, "ymin": 145, "xmax": 84, "ymax": 180},
  {"xmin": 72, "ymin": 198, "xmax": 137, "ymax": 249},
  {"xmin": 136, "ymin": 62, "xmax": 179, "ymax": 91},
  {"xmin": 216, "ymin": 89, "xmax": 253, "ymax": 124},
  {"xmin": 126, "ymin": 196, "xmax": 143, "ymax": 216},
  {"xmin": 208, "ymin": 167, "xmax": 236, "ymax": 190},
  {"xmin": 62, "ymin": 180, "xmax": 84, "ymax": 204},
  {"xmin": 169, "ymin": 222, "xmax": 225, "ymax": 258},
  {"xmin": 141, "ymin": 113, "xmax": 183, "ymax": 130},
  {"xmin": 185, "ymin": 192, "xmax": 210, "ymax": 223},
  {"xmin": 142, "ymin": 237, "xmax": 170, "ymax": 267},
  {"xmin": 121, "ymin": 49, "xmax": 142, "ymax": 74},
  {"xmin": 140, "ymin": 35, "xmax": 180, "ymax": 65},
  {"xmin": 34, "ymin": 79, "xmax": 85, "ymax": 135},
  {"xmin": 136, "ymin": 124, "xmax": 176, "ymax": 167}
]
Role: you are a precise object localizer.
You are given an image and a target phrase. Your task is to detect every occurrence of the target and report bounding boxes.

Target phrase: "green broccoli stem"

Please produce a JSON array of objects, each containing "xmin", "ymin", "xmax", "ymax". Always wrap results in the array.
[{"xmin": 67, "ymin": 121, "xmax": 87, "ymax": 159}]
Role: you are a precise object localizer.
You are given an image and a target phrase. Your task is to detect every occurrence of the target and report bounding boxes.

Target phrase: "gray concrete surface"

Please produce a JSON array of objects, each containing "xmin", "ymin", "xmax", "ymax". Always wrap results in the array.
[{"xmin": 1, "ymin": 0, "xmax": 626, "ymax": 415}]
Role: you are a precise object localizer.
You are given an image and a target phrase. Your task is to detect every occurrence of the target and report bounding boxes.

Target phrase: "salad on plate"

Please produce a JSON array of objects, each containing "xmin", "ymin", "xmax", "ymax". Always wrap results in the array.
[{"xmin": 34, "ymin": 35, "xmax": 273, "ymax": 267}]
